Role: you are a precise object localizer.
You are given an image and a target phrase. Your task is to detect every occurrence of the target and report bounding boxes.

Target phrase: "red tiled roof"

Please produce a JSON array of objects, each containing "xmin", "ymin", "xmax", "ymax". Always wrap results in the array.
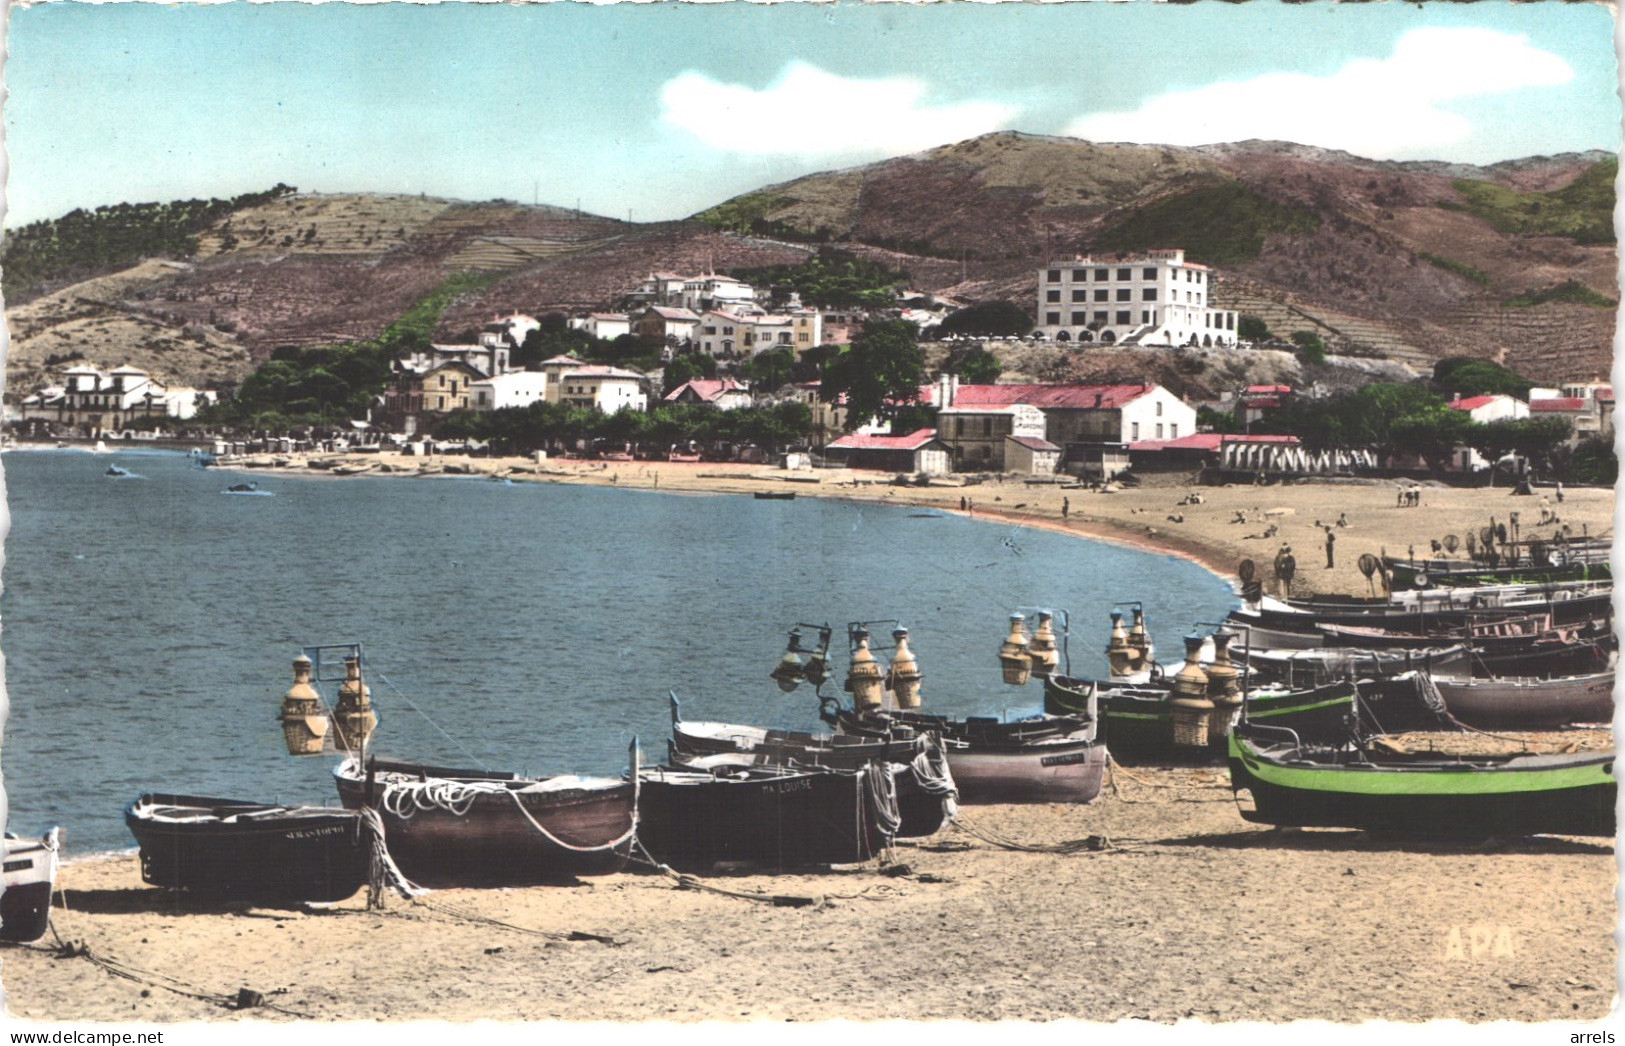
[
  {"xmin": 829, "ymin": 429, "xmax": 939, "ymax": 451},
  {"xmin": 951, "ymin": 383, "xmax": 1157, "ymax": 409},
  {"xmin": 1449, "ymin": 395, "xmax": 1499, "ymax": 411},
  {"xmin": 1245, "ymin": 385, "xmax": 1293, "ymax": 394},
  {"xmin": 1130, "ymin": 434, "xmax": 1300, "ymax": 452},
  {"xmin": 664, "ymin": 379, "xmax": 747, "ymax": 403},
  {"xmin": 1531, "ymin": 398, "xmax": 1586, "ymax": 412}
]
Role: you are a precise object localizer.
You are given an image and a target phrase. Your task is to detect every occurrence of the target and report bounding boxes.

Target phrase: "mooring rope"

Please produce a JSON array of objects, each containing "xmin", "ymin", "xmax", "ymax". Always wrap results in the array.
[
  {"xmin": 370, "ymin": 667, "xmax": 489, "ymax": 769},
  {"xmin": 945, "ymin": 812, "xmax": 1115, "ymax": 854},
  {"xmin": 51, "ymin": 939, "xmax": 313, "ymax": 1018}
]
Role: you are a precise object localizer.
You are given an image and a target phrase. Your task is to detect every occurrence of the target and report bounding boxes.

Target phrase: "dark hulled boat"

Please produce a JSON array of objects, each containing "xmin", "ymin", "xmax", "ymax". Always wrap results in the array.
[
  {"xmin": 125, "ymin": 794, "xmax": 369, "ymax": 902},
  {"xmin": 2, "ymin": 829, "xmax": 61, "ymax": 942},
  {"xmin": 636, "ymin": 761, "xmax": 895, "ymax": 870},
  {"xmin": 1228, "ymin": 724, "xmax": 1616, "ymax": 837},
  {"xmin": 1431, "ymin": 670, "xmax": 1616, "ymax": 729},
  {"xmin": 333, "ymin": 756, "xmax": 637, "ymax": 888},
  {"xmin": 1044, "ymin": 674, "xmax": 1360, "ymax": 761}
]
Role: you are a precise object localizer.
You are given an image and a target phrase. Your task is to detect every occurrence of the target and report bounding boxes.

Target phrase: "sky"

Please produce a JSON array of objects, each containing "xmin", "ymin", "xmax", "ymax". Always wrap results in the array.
[{"xmin": 2, "ymin": 1, "xmax": 1620, "ymax": 228}]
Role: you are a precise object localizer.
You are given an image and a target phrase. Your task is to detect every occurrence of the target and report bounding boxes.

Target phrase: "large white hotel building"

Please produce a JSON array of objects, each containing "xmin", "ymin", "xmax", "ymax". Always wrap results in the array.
[{"xmin": 1036, "ymin": 248, "xmax": 1239, "ymax": 348}]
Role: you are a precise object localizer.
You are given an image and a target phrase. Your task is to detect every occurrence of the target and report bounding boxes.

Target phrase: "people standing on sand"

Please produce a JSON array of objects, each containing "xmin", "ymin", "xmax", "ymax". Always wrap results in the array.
[
  {"xmin": 1324, "ymin": 527, "xmax": 1336, "ymax": 568},
  {"xmin": 1556, "ymin": 482, "xmax": 1565, "ymax": 504},
  {"xmin": 960, "ymin": 495, "xmax": 968, "ymax": 512},
  {"xmin": 1062, "ymin": 497, "xmax": 1069, "ymax": 520}
]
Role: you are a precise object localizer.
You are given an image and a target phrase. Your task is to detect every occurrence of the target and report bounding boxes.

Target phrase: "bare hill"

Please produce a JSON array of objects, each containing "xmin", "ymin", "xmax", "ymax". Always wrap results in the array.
[{"xmin": 5, "ymin": 135, "xmax": 1615, "ymax": 399}]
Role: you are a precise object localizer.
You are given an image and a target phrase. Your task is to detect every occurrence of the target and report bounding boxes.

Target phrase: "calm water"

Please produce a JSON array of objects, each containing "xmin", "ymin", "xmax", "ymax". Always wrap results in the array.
[{"xmin": 1, "ymin": 448, "xmax": 1236, "ymax": 853}]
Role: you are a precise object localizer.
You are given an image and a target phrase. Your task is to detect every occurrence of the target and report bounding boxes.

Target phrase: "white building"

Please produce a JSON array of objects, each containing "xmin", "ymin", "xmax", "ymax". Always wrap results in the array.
[
  {"xmin": 1036, "ymin": 249, "xmax": 1238, "ymax": 348},
  {"xmin": 553, "ymin": 364, "xmax": 647, "ymax": 414},
  {"xmin": 570, "ymin": 313, "xmax": 632, "ymax": 342},
  {"xmin": 479, "ymin": 313, "xmax": 540, "ymax": 353},
  {"xmin": 679, "ymin": 275, "xmax": 756, "ymax": 314},
  {"xmin": 471, "ymin": 371, "xmax": 550, "ymax": 412},
  {"xmin": 399, "ymin": 342, "xmax": 509, "ymax": 378}
]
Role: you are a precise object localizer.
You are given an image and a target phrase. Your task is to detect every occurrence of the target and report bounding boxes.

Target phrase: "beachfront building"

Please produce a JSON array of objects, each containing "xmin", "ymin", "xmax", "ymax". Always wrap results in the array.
[
  {"xmin": 935, "ymin": 402, "xmax": 1048, "ymax": 471},
  {"xmin": 554, "ymin": 365, "xmax": 648, "ymax": 414},
  {"xmin": 1004, "ymin": 435, "xmax": 1062, "ymax": 475},
  {"xmin": 664, "ymin": 378, "xmax": 753, "ymax": 411},
  {"xmin": 1529, "ymin": 383, "xmax": 1613, "ymax": 441},
  {"xmin": 383, "ymin": 360, "xmax": 485, "ymax": 434},
  {"xmin": 27, "ymin": 364, "xmax": 208, "ymax": 435},
  {"xmin": 936, "ymin": 375, "xmax": 1197, "ymax": 477},
  {"xmin": 471, "ymin": 371, "xmax": 550, "ymax": 412},
  {"xmin": 1036, "ymin": 249, "xmax": 1238, "ymax": 348},
  {"xmin": 825, "ymin": 429, "xmax": 951, "ymax": 475}
]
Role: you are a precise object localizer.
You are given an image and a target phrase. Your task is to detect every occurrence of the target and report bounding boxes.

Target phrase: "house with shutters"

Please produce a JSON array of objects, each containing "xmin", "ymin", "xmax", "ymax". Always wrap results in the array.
[
  {"xmin": 935, "ymin": 375, "xmax": 1196, "ymax": 477},
  {"xmin": 383, "ymin": 360, "xmax": 484, "ymax": 434}
]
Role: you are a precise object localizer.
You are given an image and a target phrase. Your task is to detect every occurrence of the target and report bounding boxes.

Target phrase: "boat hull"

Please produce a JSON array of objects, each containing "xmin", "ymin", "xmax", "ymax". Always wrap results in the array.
[
  {"xmin": 1, "ymin": 831, "xmax": 60, "ymax": 942},
  {"xmin": 1433, "ymin": 672, "xmax": 1616, "ymax": 728},
  {"xmin": 1227, "ymin": 733, "xmax": 1616, "ymax": 837},
  {"xmin": 125, "ymin": 795, "xmax": 369, "ymax": 902},
  {"xmin": 334, "ymin": 761, "xmax": 635, "ymax": 888},
  {"xmin": 938, "ymin": 738, "xmax": 1107, "ymax": 804},
  {"xmin": 637, "ymin": 765, "xmax": 887, "ymax": 870}
]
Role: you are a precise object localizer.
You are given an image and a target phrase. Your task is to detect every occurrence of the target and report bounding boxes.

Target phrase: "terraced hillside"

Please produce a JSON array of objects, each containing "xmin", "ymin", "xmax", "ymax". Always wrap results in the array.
[{"xmin": 6, "ymin": 135, "xmax": 1615, "ymax": 402}]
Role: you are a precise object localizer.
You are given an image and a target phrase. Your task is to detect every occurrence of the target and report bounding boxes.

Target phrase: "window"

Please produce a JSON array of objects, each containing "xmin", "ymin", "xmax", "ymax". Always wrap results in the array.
[
  {"xmin": 983, "ymin": 418, "xmax": 993, "ymax": 436},
  {"xmin": 1116, "ymin": 289, "xmax": 1131, "ymax": 302},
  {"xmin": 1094, "ymin": 289, "xmax": 1108, "ymax": 302},
  {"xmin": 1071, "ymin": 311, "xmax": 1087, "ymax": 325},
  {"xmin": 723, "ymin": 326, "xmax": 734, "ymax": 335},
  {"xmin": 1155, "ymin": 423, "xmax": 1163, "ymax": 439},
  {"xmin": 1116, "ymin": 311, "xmax": 1131, "ymax": 324},
  {"xmin": 1143, "ymin": 267, "xmax": 1157, "ymax": 280},
  {"xmin": 1093, "ymin": 311, "xmax": 1108, "ymax": 323},
  {"xmin": 1047, "ymin": 269, "xmax": 1061, "ymax": 282},
  {"xmin": 1047, "ymin": 290, "xmax": 1061, "ymax": 303},
  {"xmin": 1156, "ymin": 401, "xmax": 1163, "ymax": 416},
  {"xmin": 1142, "ymin": 288, "xmax": 1157, "ymax": 301},
  {"xmin": 1117, "ymin": 268, "xmax": 1131, "ymax": 280},
  {"xmin": 1071, "ymin": 290, "xmax": 1086, "ymax": 302},
  {"xmin": 1046, "ymin": 311, "xmax": 1061, "ymax": 325},
  {"xmin": 1131, "ymin": 422, "xmax": 1139, "ymax": 440},
  {"xmin": 1072, "ymin": 269, "xmax": 1086, "ymax": 280},
  {"xmin": 1141, "ymin": 310, "xmax": 1151, "ymax": 324},
  {"xmin": 1170, "ymin": 424, "xmax": 1178, "ymax": 439},
  {"xmin": 703, "ymin": 326, "xmax": 716, "ymax": 335},
  {"xmin": 798, "ymin": 333, "xmax": 809, "ymax": 342}
]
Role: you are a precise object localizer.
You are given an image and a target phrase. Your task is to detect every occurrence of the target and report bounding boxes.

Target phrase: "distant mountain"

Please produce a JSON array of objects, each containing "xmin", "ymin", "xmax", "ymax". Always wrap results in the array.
[{"xmin": 5, "ymin": 133, "xmax": 1616, "ymax": 400}]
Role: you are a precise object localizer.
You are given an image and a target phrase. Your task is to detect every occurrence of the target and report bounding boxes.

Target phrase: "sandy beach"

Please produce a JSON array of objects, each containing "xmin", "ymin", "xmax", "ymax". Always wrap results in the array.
[{"xmin": 2, "ymin": 453, "xmax": 1616, "ymax": 1026}]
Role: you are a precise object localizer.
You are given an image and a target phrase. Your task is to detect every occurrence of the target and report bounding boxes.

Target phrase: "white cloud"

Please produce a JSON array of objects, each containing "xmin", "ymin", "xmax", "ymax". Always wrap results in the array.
[
  {"xmin": 1062, "ymin": 27, "xmax": 1574, "ymax": 159},
  {"xmin": 660, "ymin": 61, "xmax": 1019, "ymax": 158}
]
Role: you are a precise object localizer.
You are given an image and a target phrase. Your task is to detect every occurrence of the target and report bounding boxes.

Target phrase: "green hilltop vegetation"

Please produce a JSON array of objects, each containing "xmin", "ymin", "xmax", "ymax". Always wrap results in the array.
[
  {"xmin": 1443, "ymin": 158, "xmax": 1616, "ymax": 245},
  {"xmin": 1502, "ymin": 279, "xmax": 1618, "ymax": 309},
  {"xmin": 693, "ymin": 191, "xmax": 829, "ymax": 242},
  {"xmin": 1094, "ymin": 182, "xmax": 1322, "ymax": 266},
  {"xmin": 726, "ymin": 250, "xmax": 905, "ymax": 307},
  {"xmin": 1, "ymin": 184, "xmax": 298, "ymax": 301},
  {"xmin": 1417, "ymin": 252, "xmax": 1489, "ymax": 286}
]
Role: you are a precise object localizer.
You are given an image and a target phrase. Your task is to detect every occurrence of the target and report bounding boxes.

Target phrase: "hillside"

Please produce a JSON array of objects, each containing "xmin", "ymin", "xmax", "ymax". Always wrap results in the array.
[{"xmin": 4, "ymin": 134, "xmax": 1616, "ymax": 401}]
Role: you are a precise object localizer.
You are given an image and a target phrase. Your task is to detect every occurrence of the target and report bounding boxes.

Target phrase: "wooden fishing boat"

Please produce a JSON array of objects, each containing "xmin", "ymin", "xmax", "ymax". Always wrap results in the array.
[
  {"xmin": 1044, "ymin": 675, "xmax": 1360, "ymax": 761},
  {"xmin": 333, "ymin": 755, "xmax": 637, "ymax": 888},
  {"xmin": 636, "ymin": 761, "xmax": 894, "ymax": 870},
  {"xmin": 1238, "ymin": 644, "xmax": 1472, "ymax": 686},
  {"xmin": 667, "ymin": 695, "xmax": 956, "ymax": 838},
  {"xmin": 125, "ymin": 794, "xmax": 369, "ymax": 902},
  {"xmin": 820, "ymin": 701, "xmax": 1105, "ymax": 804},
  {"xmin": 2, "ymin": 829, "xmax": 61, "ymax": 942},
  {"xmin": 1385, "ymin": 557, "xmax": 1610, "ymax": 591},
  {"xmin": 1228, "ymin": 724, "xmax": 1616, "ymax": 837},
  {"xmin": 752, "ymin": 490, "xmax": 796, "ymax": 500},
  {"xmin": 1236, "ymin": 590, "xmax": 1614, "ymax": 631},
  {"xmin": 1431, "ymin": 670, "xmax": 1616, "ymax": 728}
]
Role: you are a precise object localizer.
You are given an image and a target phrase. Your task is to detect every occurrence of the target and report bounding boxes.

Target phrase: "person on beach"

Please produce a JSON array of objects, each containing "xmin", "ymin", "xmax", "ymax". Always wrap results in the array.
[
  {"xmin": 1556, "ymin": 482, "xmax": 1565, "ymax": 504},
  {"xmin": 1324, "ymin": 527, "xmax": 1336, "ymax": 568},
  {"xmin": 1062, "ymin": 497, "xmax": 1069, "ymax": 520}
]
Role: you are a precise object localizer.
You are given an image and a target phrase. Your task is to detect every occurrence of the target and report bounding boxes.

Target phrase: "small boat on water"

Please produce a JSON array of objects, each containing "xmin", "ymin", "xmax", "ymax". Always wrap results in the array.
[
  {"xmin": 1227, "ymin": 723, "xmax": 1616, "ymax": 837},
  {"xmin": 124, "ymin": 794, "xmax": 369, "ymax": 902},
  {"xmin": 637, "ymin": 760, "xmax": 897, "ymax": 870},
  {"xmin": 753, "ymin": 490, "xmax": 796, "ymax": 500},
  {"xmin": 333, "ymin": 755, "xmax": 638, "ymax": 888},
  {"xmin": 105, "ymin": 464, "xmax": 129, "ymax": 477},
  {"xmin": 1430, "ymin": 670, "xmax": 1616, "ymax": 729},
  {"xmin": 2, "ymin": 828, "xmax": 61, "ymax": 942}
]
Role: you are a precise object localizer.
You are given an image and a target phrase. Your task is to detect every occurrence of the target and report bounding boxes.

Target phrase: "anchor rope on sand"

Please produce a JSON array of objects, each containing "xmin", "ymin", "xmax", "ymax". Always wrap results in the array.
[
  {"xmin": 624, "ymin": 840, "xmax": 896, "ymax": 907},
  {"xmin": 946, "ymin": 812, "xmax": 1115, "ymax": 855},
  {"xmin": 1106, "ymin": 756, "xmax": 1233, "ymax": 804}
]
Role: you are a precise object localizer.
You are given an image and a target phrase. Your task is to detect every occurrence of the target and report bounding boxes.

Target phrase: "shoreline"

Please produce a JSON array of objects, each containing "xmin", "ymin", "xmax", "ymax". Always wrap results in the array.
[{"xmin": 205, "ymin": 447, "xmax": 1613, "ymax": 601}]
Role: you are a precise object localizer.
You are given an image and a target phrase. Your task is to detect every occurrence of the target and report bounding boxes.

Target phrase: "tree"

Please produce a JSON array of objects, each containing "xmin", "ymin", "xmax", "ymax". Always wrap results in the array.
[
  {"xmin": 743, "ymin": 348, "xmax": 794, "ymax": 392},
  {"xmin": 820, "ymin": 320, "xmax": 924, "ymax": 430},
  {"xmin": 1466, "ymin": 416, "xmax": 1574, "ymax": 476},
  {"xmin": 945, "ymin": 345, "xmax": 1003, "ymax": 384},
  {"xmin": 937, "ymin": 301, "xmax": 1032, "ymax": 339},
  {"xmin": 1432, "ymin": 357, "xmax": 1533, "ymax": 399},
  {"xmin": 1197, "ymin": 405, "xmax": 1243, "ymax": 434},
  {"xmin": 1391, "ymin": 409, "xmax": 1478, "ymax": 475},
  {"xmin": 662, "ymin": 353, "xmax": 717, "ymax": 395},
  {"xmin": 1290, "ymin": 329, "xmax": 1326, "ymax": 365},
  {"xmin": 1238, "ymin": 315, "xmax": 1271, "ymax": 342}
]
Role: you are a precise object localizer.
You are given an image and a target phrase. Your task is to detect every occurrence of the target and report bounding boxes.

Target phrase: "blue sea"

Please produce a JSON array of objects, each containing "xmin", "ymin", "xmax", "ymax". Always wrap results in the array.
[{"xmin": 0, "ymin": 448, "xmax": 1236, "ymax": 853}]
